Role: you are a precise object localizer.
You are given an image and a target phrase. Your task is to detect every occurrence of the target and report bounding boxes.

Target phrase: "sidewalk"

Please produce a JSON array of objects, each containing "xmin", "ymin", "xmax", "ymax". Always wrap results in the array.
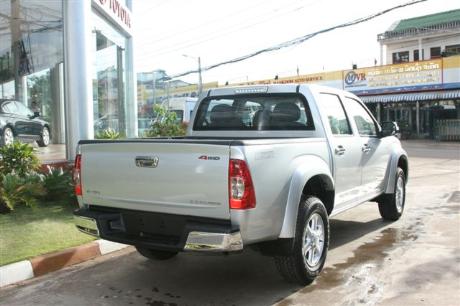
[
  {"xmin": 401, "ymin": 139, "xmax": 460, "ymax": 148},
  {"xmin": 0, "ymin": 239, "xmax": 128, "ymax": 288}
]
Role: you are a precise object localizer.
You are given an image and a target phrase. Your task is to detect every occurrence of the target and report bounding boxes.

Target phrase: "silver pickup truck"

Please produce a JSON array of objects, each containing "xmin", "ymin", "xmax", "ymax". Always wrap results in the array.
[{"xmin": 74, "ymin": 84, "xmax": 408, "ymax": 285}]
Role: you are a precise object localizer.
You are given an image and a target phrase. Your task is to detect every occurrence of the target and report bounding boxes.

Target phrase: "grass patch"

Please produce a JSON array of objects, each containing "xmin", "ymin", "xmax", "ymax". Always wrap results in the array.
[{"xmin": 0, "ymin": 201, "xmax": 95, "ymax": 266}]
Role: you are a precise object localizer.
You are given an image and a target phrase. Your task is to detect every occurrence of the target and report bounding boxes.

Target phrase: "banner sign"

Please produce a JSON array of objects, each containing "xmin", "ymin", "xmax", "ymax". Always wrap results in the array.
[{"xmin": 343, "ymin": 60, "xmax": 443, "ymax": 95}]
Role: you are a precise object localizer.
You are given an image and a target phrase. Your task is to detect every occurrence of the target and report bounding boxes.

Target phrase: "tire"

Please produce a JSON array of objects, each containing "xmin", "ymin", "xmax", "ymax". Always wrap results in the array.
[
  {"xmin": 1, "ymin": 127, "xmax": 14, "ymax": 146},
  {"xmin": 37, "ymin": 126, "xmax": 50, "ymax": 147},
  {"xmin": 135, "ymin": 246, "xmax": 178, "ymax": 260},
  {"xmin": 378, "ymin": 167, "xmax": 406, "ymax": 221},
  {"xmin": 274, "ymin": 196, "xmax": 329, "ymax": 286}
]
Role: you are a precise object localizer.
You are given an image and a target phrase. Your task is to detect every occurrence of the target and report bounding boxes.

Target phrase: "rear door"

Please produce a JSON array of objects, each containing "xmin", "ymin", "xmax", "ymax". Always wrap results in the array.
[
  {"xmin": 318, "ymin": 93, "xmax": 362, "ymax": 208},
  {"xmin": 81, "ymin": 141, "xmax": 231, "ymax": 220},
  {"xmin": 15, "ymin": 102, "xmax": 42, "ymax": 137}
]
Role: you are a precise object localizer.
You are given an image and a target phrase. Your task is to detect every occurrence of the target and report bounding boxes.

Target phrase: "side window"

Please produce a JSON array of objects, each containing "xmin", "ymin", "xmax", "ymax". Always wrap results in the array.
[
  {"xmin": 2, "ymin": 102, "xmax": 12, "ymax": 113},
  {"xmin": 3, "ymin": 102, "xmax": 18, "ymax": 114},
  {"xmin": 320, "ymin": 93, "xmax": 352, "ymax": 135},
  {"xmin": 344, "ymin": 97, "xmax": 377, "ymax": 137},
  {"xmin": 15, "ymin": 102, "xmax": 33, "ymax": 117}
]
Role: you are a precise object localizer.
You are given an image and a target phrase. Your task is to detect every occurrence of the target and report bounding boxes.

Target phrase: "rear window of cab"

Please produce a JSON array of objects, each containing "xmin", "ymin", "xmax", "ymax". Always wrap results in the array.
[{"xmin": 193, "ymin": 94, "xmax": 315, "ymax": 131}]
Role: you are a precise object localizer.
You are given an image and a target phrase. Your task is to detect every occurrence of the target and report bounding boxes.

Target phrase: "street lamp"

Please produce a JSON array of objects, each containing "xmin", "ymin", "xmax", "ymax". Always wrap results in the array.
[
  {"xmin": 182, "ymin": 54, "xmax": 202, "ymax": 97},
  {"xmin": 152, "ymin": 70, "xmax": 156, "ymax": 105},
  {"xmin": 159, "ymin": 75, "xmax": 172, "ymax": 110}
]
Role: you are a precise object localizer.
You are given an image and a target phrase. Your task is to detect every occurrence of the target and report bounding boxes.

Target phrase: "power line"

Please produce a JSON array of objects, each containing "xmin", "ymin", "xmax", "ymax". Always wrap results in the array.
[
  {"xmin": 169, "ymin": 0, "xmax": 428, "ymax": 80},
  {"xmin": 142, "ymin": 0, "xmax": 275, "ymax": 45},
  {"xmin": 137, "ymin": 0, "xmax": 314, "ymax": 55},
  {"xmin": 143, "ymin": 3, "xmax": 308, "ymax": 57}
]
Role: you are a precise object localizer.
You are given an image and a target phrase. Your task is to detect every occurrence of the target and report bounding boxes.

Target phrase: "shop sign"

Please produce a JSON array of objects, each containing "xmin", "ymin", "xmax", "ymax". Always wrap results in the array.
[
  {"xmin": 343, "ymin": 60, "xmax": 443, "ymax": 94},
  {"xmin": 93, "ymin": 0, "xmax": 132, "ymax": 34}
]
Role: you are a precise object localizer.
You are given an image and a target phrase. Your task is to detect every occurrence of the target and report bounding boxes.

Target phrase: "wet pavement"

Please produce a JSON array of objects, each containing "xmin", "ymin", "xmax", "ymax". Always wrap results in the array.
[{"xmin": 0, "ymin": 140, "xmax": 459, "ymax": 306}]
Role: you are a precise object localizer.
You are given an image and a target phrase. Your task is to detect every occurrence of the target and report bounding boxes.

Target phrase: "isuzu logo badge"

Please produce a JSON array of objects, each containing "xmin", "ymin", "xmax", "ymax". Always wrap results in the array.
[{"xmin": 135, "ymin": 156, "xmax": 159, "ymax": 168}]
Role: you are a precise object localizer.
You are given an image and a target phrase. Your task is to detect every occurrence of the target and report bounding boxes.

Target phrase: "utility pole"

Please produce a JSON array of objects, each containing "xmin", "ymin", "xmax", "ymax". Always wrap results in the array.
[
  {"xmin": 183, "ymin": 54, "xmax": 202, "ymax": 97},
  {"xmin": 197, "ymin": 56, "xmax": 202, "ymax": 97}
]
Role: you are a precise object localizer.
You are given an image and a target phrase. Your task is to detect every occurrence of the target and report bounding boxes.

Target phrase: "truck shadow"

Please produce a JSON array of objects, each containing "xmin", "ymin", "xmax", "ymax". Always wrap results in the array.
[
  {"xmin": 329, "ymin": 217, "xmax": 388, "ymax": 250},
  {"xmin": 87, "ymin": 216, "xmax": 388, "ymax": 306}
]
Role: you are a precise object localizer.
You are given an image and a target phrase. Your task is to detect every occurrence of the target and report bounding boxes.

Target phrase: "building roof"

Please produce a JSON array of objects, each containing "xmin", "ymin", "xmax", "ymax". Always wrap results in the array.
[
  {"xmin": 392, "ymin": 9, "xmax": 460, "ymax": 31},
  {"xmin": 378, "ymin": 9, "xmax": 460, "ymax": 42}
]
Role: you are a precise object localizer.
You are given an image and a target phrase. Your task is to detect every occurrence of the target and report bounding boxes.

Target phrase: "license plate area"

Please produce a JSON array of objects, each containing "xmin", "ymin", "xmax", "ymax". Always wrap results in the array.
[{"xmin": 122, "ymin": 212, "xmax": 186, "ymax": 237}]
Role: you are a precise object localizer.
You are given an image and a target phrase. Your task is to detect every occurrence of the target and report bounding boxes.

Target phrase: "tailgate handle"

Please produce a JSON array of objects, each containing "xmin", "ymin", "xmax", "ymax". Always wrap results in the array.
[{"xmin": 135, "ymin": 156, "xmax": 159, "ymax": 168}]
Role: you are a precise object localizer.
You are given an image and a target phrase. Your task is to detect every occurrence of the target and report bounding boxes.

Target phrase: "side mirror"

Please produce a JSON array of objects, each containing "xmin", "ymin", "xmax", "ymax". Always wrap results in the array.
[
  {"xmin": 29, "ymin": 112, "xmax": 39, "ymax": 119},
  {"xmin": 380, "ymin": 121, "xmax": 401, "ymax": 139}
]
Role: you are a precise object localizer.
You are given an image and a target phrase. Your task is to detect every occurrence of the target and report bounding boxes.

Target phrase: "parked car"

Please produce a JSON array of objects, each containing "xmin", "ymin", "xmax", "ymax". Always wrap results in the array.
[
  {"xmin": 0, "ymin": 99, "xmax": 51, "ymax": 147},
  {"xmin": 74, "ymin": 84, "xmax": 408, "ymax": 285}
]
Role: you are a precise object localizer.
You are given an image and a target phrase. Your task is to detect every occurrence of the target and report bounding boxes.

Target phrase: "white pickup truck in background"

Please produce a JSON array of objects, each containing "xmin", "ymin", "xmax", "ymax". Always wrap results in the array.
[{"xmin": 74, "ymin": 84, "xmax": 408, "ymax": 285}]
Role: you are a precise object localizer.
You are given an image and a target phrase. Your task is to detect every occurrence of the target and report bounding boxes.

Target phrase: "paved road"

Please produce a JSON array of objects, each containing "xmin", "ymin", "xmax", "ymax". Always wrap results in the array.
[{"xmin": 1, "ymin": 140, "xmax": 459, "ymax": 306}]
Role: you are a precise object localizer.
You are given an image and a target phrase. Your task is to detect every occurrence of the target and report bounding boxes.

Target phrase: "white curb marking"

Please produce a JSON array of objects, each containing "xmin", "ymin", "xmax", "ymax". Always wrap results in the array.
[
  {"xmin": 0, "ymin": 260, "xmax": 34, "ymax": 287},
  {"xmin": 97, "ymin": 239, "xmax": 128, "ymax": 255}
]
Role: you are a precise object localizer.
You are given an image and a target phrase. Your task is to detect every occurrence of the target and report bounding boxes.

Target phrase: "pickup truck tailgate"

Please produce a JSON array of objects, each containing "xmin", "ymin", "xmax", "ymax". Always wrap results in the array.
[{"xmin": 80, "ymin": 141, "xmax": 231, "ymax": 220}]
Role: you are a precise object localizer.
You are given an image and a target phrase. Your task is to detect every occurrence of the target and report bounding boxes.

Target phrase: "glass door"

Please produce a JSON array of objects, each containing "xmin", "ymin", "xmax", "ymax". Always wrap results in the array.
[{"xmin": 92, "ymin": 12, "xmax": 126, "ymax": 137}]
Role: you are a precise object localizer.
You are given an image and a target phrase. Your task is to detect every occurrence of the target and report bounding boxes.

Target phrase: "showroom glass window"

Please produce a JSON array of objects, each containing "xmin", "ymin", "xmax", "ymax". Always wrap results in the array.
[
  {"xmin": 92, "ymin": 12, "xmax": 128, "ymax": 137},
  {"xmin": 0, "ymin": 0, "xmax": 63, "ymax": 141}
]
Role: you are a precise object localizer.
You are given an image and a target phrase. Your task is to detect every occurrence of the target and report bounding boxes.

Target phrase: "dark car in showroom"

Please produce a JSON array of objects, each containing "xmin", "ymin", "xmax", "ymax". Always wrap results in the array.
[{"xmin": 0, "ymin": 99, "xmax": 51, "ymax": 147}]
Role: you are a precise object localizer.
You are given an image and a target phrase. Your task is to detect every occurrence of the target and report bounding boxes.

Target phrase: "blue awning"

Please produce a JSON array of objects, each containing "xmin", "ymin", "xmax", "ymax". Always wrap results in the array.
[{"xmin": 360, "ymin": 90, "xmax": 460, "ymax": 103}]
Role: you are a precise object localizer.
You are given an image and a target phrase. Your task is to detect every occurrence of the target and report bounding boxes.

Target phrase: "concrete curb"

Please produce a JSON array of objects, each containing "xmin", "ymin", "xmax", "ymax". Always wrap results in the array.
[{"xmin": 0, "ymin": 240, "xmax": 128, "ymax": 288}]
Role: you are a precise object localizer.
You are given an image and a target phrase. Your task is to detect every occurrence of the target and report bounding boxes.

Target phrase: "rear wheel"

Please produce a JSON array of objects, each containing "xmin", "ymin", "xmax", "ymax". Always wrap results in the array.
[
  {"xmin": 136, "ymin": 246, "xmax": 178, "ymax": 260},
  {"xmin": 1, "ymin": 127, "xmax": 14, "ymax": 146},
  {"xmin": 378, "ymin": 167, "xmax": 406, "ymax": 221},
  {"xmin": 274, "ymin": 196, "xmax": 329, "ymax": 285},
  {"xmin": 37, "ymin": 126, "xmax": 50, "ymax": 147}
]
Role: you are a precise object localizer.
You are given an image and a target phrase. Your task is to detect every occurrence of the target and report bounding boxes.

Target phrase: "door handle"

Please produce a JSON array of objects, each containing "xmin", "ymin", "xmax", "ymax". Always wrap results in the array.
[
  {"xmin": 335, "ymin": 145, "xmax": 346, "ymax": 155},
  {"xmin": 362, "ymin": 144, "xmax": 371, "ymax": 153}
]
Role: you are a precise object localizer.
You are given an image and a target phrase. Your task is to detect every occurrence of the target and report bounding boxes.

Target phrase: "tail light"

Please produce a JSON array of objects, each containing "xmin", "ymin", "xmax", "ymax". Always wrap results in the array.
[
  {"xmin": 74, "ymin": 154, "xmax": 82, "ymax": 196},
  {"xmin": 229, "ymin": 159, "xmax": 256, "ymax": 209}
]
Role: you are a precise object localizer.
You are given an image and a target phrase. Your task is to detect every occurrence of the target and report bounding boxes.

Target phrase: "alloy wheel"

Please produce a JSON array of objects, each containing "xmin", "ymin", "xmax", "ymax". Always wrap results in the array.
[{"xmin": 302, "ymin": 212, "xmax": 325, "ymax": 267}]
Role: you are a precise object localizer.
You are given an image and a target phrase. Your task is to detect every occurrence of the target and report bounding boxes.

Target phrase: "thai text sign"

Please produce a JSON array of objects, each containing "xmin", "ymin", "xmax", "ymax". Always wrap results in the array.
[{"xmin": 343, "ymin": 60, "xmax": 442, "ymax": 94}]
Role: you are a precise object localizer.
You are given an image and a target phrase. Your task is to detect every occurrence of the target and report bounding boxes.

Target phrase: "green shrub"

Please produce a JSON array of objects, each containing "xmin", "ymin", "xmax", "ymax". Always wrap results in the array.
[
  {"xmin": 145, "ymin": 105, "xmax": 186, "ymax": 137},
  {"xmin": 0, "ymin": 173, "xmax": 46, "ymax": 212},
  {"xmin": 95, "ymin": 128, "xmax": 122, "ymax": 140},
  {"xmin": 0, "ymin": 142, "xmax": 40, "ymax": 177},
  {"xmin": 41, "ymin": 166, "xmax": 75, "ymax": 201}
]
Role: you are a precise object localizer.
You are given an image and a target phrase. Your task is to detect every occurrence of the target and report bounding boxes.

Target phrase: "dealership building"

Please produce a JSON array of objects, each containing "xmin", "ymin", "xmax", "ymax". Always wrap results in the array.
[{"xmin": 0, "ymin": 0, "xmax": 136, "ymax": 159}]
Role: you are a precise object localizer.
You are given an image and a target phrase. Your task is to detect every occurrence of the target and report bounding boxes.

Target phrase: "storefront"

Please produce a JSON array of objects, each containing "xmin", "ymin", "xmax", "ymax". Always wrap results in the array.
[
  {"xmin": 347, "ymin": 57, "xmax": 460, "ymax": 140},
  {"xmin": 0, "ymin": 0, "xmax": 136, "ymax": 159},
  {"xmin": 238, "ymin": 56, "xmax": 460, "ymax": 140}
]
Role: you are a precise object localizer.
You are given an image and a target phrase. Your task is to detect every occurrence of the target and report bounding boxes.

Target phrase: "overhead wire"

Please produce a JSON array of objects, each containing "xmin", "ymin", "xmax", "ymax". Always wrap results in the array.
[
  {"xmin": 139, "ymin": 0, "xmax": 277, "ymax": 45},
  {"xmin": 142, "ymin": 4, "xmax": 308, "ymax": 57},
  {"xmin": 136, "ymin": 0, "xmax": 314, "ymax": 54},
  {"xmin": 169, "ymin": 0, "xmax": 428, "ymax": 79}
]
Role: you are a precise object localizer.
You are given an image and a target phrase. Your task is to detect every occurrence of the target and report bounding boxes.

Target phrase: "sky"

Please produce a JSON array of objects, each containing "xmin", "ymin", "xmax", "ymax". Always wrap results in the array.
[{"xmin": 132, "ymin": 0, "xmax": 460, "ymax": 85}]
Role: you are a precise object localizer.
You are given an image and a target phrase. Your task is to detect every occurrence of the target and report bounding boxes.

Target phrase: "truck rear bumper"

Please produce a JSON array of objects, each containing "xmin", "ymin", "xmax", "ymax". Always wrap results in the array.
[{"xmin": 74, "ymin": 206, "xmax": 242, "ymax": 252}]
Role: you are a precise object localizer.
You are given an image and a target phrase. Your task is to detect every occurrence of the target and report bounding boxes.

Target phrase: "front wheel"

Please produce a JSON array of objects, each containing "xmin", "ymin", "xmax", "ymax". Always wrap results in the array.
[
  {"xmin": 274, "ymin": 196, "xmax": 329, "ymax": 285},
  {"xmin": 378, "ymin": 167, "xmax": 406, "ymax": 221},
  {"xmin": 37, "ymin": 127, "xmax": 50, "ymax": 147},
  {"xmin": 135, "ymin": 246, "xmax": 178, "ymax": 260}
]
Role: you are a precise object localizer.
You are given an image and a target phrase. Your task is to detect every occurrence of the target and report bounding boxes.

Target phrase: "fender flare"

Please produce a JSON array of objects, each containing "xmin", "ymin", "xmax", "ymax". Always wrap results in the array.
[
  {"xmin": 279, "ymin": 156, "xmax": 334, "ymax": 238},
  {"xmin": 383, "ymin": 148, "xmax": 408, "ymax": 194}
]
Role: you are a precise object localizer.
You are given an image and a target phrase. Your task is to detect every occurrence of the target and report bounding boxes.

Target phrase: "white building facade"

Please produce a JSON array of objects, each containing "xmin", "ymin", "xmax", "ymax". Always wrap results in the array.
[
  {"xmin": 378, "ymin": 9, "xmax": 460, "ymax": 64},
  {"xmin": 0, "ymin": 0, "xmax": 137, "ymax": 159}
]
